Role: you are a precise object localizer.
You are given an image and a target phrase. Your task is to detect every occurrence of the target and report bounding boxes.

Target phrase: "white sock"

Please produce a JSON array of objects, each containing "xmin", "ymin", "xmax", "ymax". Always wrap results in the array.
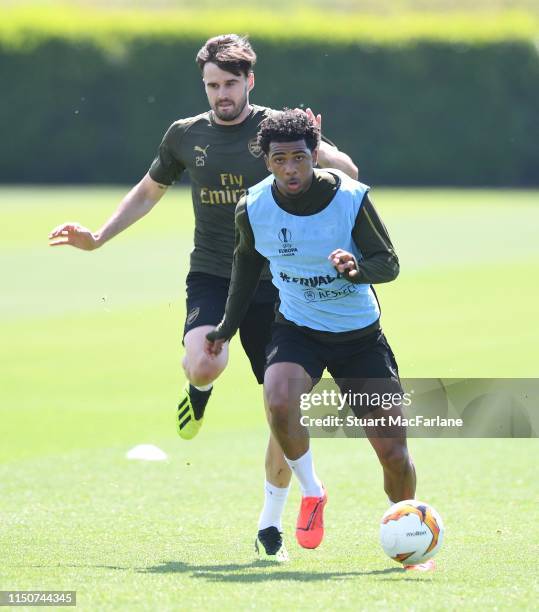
[
  {"xmin": 285, "ymin": 449, "xmax": 323, "ymax": 498},
  {"xmin": 193, "ymin": 383, "xmax": 212, "ymax": 392},
  {"xmin": 258, "ymin": 481, "xmax": 290, "ymax": 531}
]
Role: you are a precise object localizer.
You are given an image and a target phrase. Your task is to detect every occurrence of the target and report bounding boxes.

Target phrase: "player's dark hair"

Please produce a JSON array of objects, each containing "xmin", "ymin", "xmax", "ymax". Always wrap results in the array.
[
  {"xmin": 196, "ymin": 34, "xmax": 257, "ymax": 77},
  {"xmin": 257, "ymin": 109, "xmax": 320, "ymax": 154}
]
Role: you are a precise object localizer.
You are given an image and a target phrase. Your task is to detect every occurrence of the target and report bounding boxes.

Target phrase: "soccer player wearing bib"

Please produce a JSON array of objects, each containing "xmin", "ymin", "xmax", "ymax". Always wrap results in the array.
[
  {"xmin": 206, "ymin": 109, "xmax": 416, "ymax": 551},
  {"xmin": 48, "ymin": 36, "xmax": 358, "ymax": 561}
]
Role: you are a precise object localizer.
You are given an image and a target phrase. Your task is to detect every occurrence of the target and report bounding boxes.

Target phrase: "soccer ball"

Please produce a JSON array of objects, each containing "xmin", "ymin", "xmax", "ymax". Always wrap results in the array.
[{"xmin": 380, "ymin": 500, "xmax": 444, "ymax": 565}]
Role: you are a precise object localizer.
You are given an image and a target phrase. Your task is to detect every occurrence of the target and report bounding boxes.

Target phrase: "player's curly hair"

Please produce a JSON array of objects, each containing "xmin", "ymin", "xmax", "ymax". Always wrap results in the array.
[
  {"xmin": 257, "ymin": 109, "xmax": 320, "ymax": 154},
  {"xmin": 196, "ymin": 34, "xmax": 256, "ymax": 77}
]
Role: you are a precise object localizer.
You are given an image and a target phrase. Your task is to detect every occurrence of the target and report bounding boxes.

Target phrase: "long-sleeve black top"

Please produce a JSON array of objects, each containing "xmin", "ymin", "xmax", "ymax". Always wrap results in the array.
[{"xmin": 212, "ymin": 170, "xmax": 399, "ymax": 341}]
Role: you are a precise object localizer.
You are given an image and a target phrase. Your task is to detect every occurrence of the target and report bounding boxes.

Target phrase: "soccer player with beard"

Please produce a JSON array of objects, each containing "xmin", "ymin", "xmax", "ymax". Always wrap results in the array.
[{"xmin": 48, "ymin": 35, "xmax": 358, "ymax": 561}]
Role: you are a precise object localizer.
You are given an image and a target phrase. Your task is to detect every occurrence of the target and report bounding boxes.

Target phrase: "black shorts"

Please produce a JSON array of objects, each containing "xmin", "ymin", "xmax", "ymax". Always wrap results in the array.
[
  {"xmin": 184, "ymin": 272, "xmax": 278, "ymax": 384},
  {"xmin": 265, "ymin": 323, "xmax": 402, "ymax": 416}
]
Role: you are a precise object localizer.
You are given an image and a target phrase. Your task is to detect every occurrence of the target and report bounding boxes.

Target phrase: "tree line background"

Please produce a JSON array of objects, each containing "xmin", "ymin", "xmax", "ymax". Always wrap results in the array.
[{"xmin": 1, "ymin": 3, "xmax": 538, "ymax": 186}]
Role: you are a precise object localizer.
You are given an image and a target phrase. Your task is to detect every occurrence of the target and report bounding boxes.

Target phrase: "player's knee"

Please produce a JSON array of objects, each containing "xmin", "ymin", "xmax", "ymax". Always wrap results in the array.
[
  {"xmin": 185, "ymin": 355, "xmax": 221, "ymax": 386},
  {"xmin": 265, "ymin": 389, "xmax": 290, "ymax": 431},
  {"xmin": 379, "ymin": 444, "xmax": 410, "ymax": 473}
]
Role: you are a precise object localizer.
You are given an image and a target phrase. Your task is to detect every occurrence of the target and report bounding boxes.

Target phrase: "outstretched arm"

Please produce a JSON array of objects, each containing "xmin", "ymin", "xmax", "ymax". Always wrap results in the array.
[
  {"xmin": 48, "ymin": 173, "xmax": 168, "ymax": 250},
  {"xmin": 205, "ymin": 197, "xmax": 266, "ymax": 356},
  {"xmin": 305, "ymin": 108, "xmax": 359, "ymax": 180}
]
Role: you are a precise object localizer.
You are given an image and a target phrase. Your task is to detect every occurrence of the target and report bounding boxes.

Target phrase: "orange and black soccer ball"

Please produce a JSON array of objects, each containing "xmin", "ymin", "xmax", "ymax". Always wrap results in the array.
[{"xmin": 380, "ymin": 500, "xmax": 444, "ymax": 565}]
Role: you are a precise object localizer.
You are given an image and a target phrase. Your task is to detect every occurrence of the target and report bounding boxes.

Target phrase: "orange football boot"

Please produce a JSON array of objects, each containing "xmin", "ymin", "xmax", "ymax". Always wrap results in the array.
[{"xmin": 296, "ymin": 487, "xmax": 328, "ymax": 549}]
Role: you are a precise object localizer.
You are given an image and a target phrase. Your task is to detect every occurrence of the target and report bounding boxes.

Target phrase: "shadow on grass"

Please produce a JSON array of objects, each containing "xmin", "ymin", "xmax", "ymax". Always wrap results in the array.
[
  {"xmin": 14, "ymin": 561, "xmax": 411, "ymax": 583},
  {"xmin": 135, "ymin": 560, "xmax": 404, "ymax": 582},
  {"xmin": 13, "ymin": 561, "xmax": 415, "ymax": 583}
]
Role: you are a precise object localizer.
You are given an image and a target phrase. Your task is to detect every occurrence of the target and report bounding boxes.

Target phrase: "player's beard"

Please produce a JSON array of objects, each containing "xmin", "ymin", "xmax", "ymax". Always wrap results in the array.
[{"xmin": 213, "ymin": 89, "xmax": 249, "ymax": 122}]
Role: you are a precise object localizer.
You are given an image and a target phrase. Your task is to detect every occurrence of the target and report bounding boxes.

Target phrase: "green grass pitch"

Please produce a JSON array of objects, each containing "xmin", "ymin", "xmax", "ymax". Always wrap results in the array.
[{"xmin": 1, "ymin": 186, "xmax": 538, "ymax": 610}]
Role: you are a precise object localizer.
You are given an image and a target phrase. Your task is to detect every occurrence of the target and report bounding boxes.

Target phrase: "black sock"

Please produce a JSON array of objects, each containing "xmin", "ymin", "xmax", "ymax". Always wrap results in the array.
[{"xmin": 188, "ymin": 384, "xmax": 213, "ymax": 420}]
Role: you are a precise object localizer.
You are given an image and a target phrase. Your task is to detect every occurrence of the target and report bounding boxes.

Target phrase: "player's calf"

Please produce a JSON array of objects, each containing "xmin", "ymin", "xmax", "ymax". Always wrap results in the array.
[
  {"xmin": 376, "ymin": 442, "xmax": 416, "ymax": 502},
  {"xmin": 264, "ymin": 434, "xmax": 292, "ymax": 488}
]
